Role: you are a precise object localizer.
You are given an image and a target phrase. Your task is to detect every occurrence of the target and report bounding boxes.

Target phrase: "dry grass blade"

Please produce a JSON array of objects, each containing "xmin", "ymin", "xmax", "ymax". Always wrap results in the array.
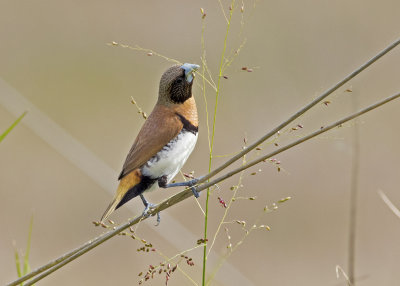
[
  {"xmin": 336, "ymin": 265, "xmax": 353, "ymax": 286},
  {"xmin": 8, "ymin": 35, "xmax": 400, "ymax": 286},
  {"xmin": 378, "ymin": 190, "xmax": 400, "ymax": 219},
  {"xmin": 195, "ymin": 37, "xmax": 400, "ymax": 187},
  {"xmin": 10, "ymin": 91, "xmax": 400, "ymax": 286},
  {"xmin": 198, "ymin": 92, "xmax": 400, "ymax": 192}
]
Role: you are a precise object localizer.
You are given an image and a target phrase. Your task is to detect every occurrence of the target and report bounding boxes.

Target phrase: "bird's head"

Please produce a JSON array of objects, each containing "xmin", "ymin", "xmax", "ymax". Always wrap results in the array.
[{"xmin": 158, "ymin": 63, "xmax": 200, "ymax": 104}]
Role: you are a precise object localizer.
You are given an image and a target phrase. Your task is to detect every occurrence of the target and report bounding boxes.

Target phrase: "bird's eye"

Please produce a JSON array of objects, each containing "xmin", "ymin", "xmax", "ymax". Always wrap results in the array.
[{"xmin": 175, "ymin": 78, "xmax": 183, "ymax": 84}]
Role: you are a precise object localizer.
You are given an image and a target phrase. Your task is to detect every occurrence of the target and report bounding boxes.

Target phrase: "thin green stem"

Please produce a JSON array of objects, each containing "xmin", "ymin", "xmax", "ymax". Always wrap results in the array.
[
  {"xmin": 202, "ymin": 2, "xmax": 235, "ymax": 285},
  {"xmin": 208, "ymin": 210, "xmax": 271, "ymax": 282},
  {"xmin": 218, "ymin": 0, "xmax": 229, "ymax": 24},
  {"xmin": 177, "ymin": 265, "xmax": 199, "ymax": 286},
  {"xmin": 12, "ymin": 243, "xmax": 22, "ymax": 280},
  {"xmin": 0, "ymin": 111, "xmax": 27, "ymax": 142},
  {"xmin": 200, "ymin": 17, "xmax": 212, "ymax": 154},
  {"xmin": 108, "ymin": 42, "xmax": 181, "ymax": 64},
  {"xmin": 141, "ymin": 238, "xmax": 202, "ymax": 286},
  {"xmin": 199, "ymin": 92, "xmax": 400, "ymax": 192},
  {"xmin": 23, "ymin": 216, "xmax": 34, "ymax": 276},
  {"xmin": 194, "ymin": 37, "xmax": 400, "ymax": 188},
  {"xmin": 207, "ymin": 157, "xmax": 246, "ymax": 258},
  {"xmin": 196, "ymin": 73, "xmax": 217, "ymax": 92},
  {"xmin": 8, "ymin": 36, "xmax": 400, "ymax": 286},
  {"xmin": 8, "ymin": 91, "xmax": 400, "ymax": 286}
]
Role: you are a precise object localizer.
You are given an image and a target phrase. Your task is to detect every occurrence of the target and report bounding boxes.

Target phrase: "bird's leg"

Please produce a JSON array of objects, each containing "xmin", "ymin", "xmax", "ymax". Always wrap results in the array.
[
  {"xmin": 158, "ymin": 175, "xmax": 203, "ymax": 198},
  {"xmin": 140, "ymin": 194, "xmax": 161, "ymax": 225}
]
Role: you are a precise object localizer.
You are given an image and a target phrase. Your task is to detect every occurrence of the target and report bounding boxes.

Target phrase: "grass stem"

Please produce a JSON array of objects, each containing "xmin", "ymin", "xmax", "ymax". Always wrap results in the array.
[
  {"xmin": 202, "ymin": 2, "xmax": 234, "ymax": 285},
  {"xmin": 7, "ymin": 36, "xmax": 400, "ymax": 286}
]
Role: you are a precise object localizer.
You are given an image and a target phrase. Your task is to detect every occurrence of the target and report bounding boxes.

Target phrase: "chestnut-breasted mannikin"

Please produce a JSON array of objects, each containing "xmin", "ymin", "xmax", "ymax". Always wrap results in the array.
[{"xmin": 101, "ymin": 63, "xmax": 200, "ymax": 224}]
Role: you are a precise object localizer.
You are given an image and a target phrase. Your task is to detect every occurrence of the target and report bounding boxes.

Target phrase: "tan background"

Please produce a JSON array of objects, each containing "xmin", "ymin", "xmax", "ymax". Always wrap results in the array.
[{"xmin": 1, "ymin": 0, "xmax": 400, "ymax": 285}]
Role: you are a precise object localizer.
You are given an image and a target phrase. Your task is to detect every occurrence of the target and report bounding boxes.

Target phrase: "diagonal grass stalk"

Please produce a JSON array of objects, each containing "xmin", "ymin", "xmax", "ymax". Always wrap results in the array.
[
  {"xmin": 7, "ymin": 35, "xmax": 400, "ymax": 286},
  {"xmin": 10, "ymin": 90, "xmax": 400, "ymax": 286},
  {"xmin": 0, "ymin": 111, "xmax": 27, "ymax": 142},
  {"xmin": 193, "ymin": 37, "xmax": 400, "ymax": 188}
]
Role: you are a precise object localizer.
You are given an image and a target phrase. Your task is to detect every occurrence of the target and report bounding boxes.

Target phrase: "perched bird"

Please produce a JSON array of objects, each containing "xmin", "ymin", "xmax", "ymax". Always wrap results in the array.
[{"xmin": 101, "ymin": 63, "xmax": 200, "ymax": 223}]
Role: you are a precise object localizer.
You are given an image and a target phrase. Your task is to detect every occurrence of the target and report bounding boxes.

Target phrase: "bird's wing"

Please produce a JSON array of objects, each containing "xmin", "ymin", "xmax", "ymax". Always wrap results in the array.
[{"xmin": 118, "ymin": 104, "xmax": 183, "ymax": 180}]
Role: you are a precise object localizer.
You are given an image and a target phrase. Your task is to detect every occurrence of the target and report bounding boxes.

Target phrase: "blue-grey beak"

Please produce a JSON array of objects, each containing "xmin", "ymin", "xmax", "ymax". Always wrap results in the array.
[{"xmin": 181, "ymin": 63, "xmax": 200, "ymax": 83}]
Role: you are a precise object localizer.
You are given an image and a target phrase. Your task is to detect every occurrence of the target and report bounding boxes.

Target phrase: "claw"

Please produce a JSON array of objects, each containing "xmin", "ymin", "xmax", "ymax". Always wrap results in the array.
[
  {"xmin": 191, "ymin": 186, "xmax": 200, "ymax": 198},
  {"xmin": 155, "ymin": 212, "xmax": 161, "ymax": 226},
  {"xmin": 140, "ymin": 194, "xmax": 161, "ymax": 225},
  {"xmin": 142, "ymin": 202, "xmax": 155, "ymax": 217}
]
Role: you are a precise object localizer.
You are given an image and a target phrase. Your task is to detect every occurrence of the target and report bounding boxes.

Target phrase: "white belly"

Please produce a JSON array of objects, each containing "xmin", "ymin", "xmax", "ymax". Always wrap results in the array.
[{"xmin": 141, "ymin": 131, "xmax": 198, "ymax": 183}]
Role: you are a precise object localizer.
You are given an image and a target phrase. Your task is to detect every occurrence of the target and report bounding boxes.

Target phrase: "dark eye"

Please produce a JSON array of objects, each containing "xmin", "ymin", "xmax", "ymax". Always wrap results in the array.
[{"xmin": 175, "ymin": 78, "xmax": 183, "ymax": 84}]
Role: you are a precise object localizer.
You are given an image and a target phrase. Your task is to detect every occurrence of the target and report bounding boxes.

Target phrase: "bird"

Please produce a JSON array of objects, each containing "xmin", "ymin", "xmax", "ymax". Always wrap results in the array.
[{"xmin": 100, "ymin": 63, "xmax": 200, "ymax": 224}]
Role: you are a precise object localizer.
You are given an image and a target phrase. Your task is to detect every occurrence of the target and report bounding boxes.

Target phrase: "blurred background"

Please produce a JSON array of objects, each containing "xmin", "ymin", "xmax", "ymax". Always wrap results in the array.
[{"xmin": 1, "ymin": 0, "xmax": 400, "ymax": 285}]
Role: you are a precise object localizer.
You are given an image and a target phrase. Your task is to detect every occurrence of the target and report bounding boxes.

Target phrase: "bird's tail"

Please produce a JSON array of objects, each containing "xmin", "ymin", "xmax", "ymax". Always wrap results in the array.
[
  {"xmin": 100, "ymin": 170, "xmax": 141, "ymax": 223},
  {"xmin": 100, "ymin": 192, "xmax": 123, "ymax": 223}
]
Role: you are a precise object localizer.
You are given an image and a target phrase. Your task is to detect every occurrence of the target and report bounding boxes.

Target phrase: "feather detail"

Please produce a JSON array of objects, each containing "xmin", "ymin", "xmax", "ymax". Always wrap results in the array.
[
  {"xmin": 118, "ymin": 97, "xmax": 198, "ymax": 180},
  {"xmin": 100, "ymin": 170, "xmax": 141, "ymax": 222},
  {"xmin": 173, "ymin": 97, "xmax": 198, "ymax": 127},
  {"xmin": 118, "ymin": 105, "xmax": 183, "ymax": 179}
]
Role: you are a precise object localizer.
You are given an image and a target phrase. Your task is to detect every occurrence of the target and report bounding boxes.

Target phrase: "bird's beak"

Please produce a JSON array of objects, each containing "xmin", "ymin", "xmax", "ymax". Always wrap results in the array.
[{"xmin": 181, "ymin": 63, "xmax": 200, "ymax": 83}]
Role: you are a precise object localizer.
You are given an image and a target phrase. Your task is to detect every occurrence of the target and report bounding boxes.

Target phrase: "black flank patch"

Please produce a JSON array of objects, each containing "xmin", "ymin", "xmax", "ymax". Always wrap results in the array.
[
  {"xmin": 176, "ymin": 113, "xmax": 198, "ymax": 135},
  {"xmin": 116, "ymin": 175, "xmax": 157, "ymax": 209}
]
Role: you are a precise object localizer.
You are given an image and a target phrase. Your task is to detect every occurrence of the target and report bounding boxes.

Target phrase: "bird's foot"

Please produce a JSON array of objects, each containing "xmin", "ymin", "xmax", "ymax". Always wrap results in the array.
[
  {"xmin": 159, "ymin": 176, "xmax": 204, "ymax": 198},
  {"xmin": 140, "ymin": 194, "xmax": 161, "ymax": 225},
  {"xmin": 191, "ymin": 187, "xmax": 200, "ymax": 198}
]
